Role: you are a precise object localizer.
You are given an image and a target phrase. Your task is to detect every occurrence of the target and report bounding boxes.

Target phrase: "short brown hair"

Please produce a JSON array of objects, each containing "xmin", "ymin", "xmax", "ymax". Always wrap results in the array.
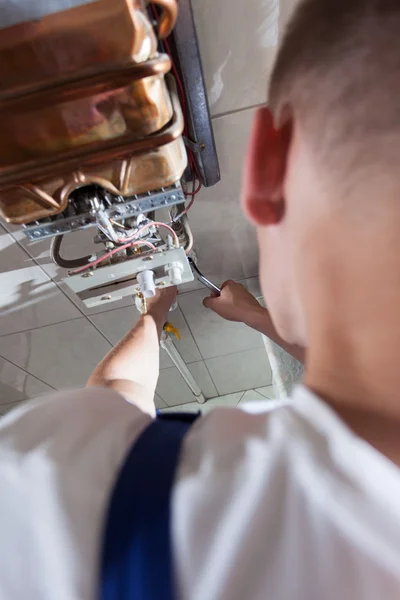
[{"xmin": 269, "ymin": 0, "xmax": 400, "ymax": 165}]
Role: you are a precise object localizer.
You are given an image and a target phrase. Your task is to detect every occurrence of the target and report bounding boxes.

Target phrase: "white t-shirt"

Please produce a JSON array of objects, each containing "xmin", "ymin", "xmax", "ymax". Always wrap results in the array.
[{"xmin": 0, "ymin": 386, "xmax": 399, "ymax": 600}]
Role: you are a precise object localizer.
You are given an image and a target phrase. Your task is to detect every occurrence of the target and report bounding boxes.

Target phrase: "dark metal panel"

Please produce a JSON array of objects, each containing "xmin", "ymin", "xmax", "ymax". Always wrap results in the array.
[{"xmin": 170, "ymin": 0, "xmax": 220, "ymax": 187}]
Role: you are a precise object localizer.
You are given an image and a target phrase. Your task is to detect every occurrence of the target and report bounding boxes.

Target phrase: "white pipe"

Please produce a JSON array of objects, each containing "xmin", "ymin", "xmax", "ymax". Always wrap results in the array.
[{"xmin": 160, "ymin": 332, "xmax": 206, "ymax": 404}]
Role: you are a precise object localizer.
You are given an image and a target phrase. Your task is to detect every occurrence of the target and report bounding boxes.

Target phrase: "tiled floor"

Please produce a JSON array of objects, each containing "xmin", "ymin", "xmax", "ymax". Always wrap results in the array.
[
  {"xmin": 0, "ymin": 0, "xmax": 303, "ymax": 406},
  {"xmin": 161, "ymin": 385, "xmax": 276, "ymax": 413}
]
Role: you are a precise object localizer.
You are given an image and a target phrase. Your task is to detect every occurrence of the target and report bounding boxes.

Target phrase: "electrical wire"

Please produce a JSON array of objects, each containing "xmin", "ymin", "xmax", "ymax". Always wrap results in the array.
[
  {"xmin": 50, "ymin": 235, "xmax": 94, "ymax": 269},
  {"xmin": 118, "ymin": 221, "xmax": 180, "ymax": 247},
  {"xmin": 68, "ymin": 240, "xmax": 157, "ymax": 275},
  {"xmin": 172, "ymin": 177, "xmax": 196, "ymax": 222}
]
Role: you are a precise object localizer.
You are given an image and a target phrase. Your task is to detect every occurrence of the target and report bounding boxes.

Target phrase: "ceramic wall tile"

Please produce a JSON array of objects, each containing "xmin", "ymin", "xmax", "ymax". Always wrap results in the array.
[
  {"xmin": 161, "ymin": 401, "xmax": 201, "ymax": 414},
  {"xmin": 4, "ymin": 226, "xmax": 135, "ymax": 316},
  {"xmin": 205, "ymin": 348, "xmax": 272, "ymax": 395},
  {"xmin": 161, "ymin": 391, "xmax": 244, "ymax": 414},
  {"xmin": 202, "ymin": 391, "xmax": 244, "ymax": 410},
  {"xmin": 178, "ymin": 288, "xmax": 264, "ymax": 359},
  {"xmin": 0, "ymin": 319, "xmax": 111, "ymax": 389},
  {"xmin": 0, "ymin": 356, "xmax": 54, "ymax": 405},
  {"xmin": 187, "ymin": 108, "xmax": 259, "ymax": 285},
  {"xmin": 192, "ymin": 0, "xmax": 279, "ymax": 116},
  {"xmin": 156, "ymin": 360, "xmax": 217, "ymax": 406},
  {"xmin": 255, "ymin": 385, "xmax": 276, "ymax": 399},
  {"xmin": 154, "ymin": 393, "xmax": 167, "ymax": 409},
  {"xmin": 0, "ymin": 225, "xmax": 36, "ymax": 271},
  {"xmin": 0, "ymin": 227, "xmax": 82, "ymax": 335},
  {"xmin": 187, "ymin": 361, "xmax": 218, "ymax": 399},
  {"xmin": 240, "ymin": 389, "xmax": 268, "ymax": 403}
]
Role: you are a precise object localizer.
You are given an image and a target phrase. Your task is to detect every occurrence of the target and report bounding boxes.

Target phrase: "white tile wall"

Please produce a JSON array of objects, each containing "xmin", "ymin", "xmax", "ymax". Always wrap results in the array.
[
  {"xmin": 3, "ymin": 225, "xmax": 135, "ymax": 316},
  {"xmin": 0, "ymin": 319, "xmax": 111, "ymax": 389},
  {"xmin": 0, "ymin": 356, "xmax": 54, "ymax": 403},
  {"xmin": 186, "ymin": 109, "xmax": 259, "ymax": 285},
  {"xmin": 156, "ymin": 361, "xmax": 217, "ymax": 406},
  {"xmin": 192, "ymin": 0, "xmax": 279, "ymax": 117},
  {"xmin": 0, "ymin": 0, "xmax": 296, "ymax": 404},
  {"xmin": 161, "ymin": 391, "xmax": 244, "ymax": 413},
  {"xmin": 205, "ymin": 348, "xmax": 272, "ymax": 395},
  {"xmin": 178, "ymin": 288, "xmax": 264, "ymax": 359},
  {"xmin": 0, "ymin": 226, "xmax": 82, "ymax": 336},
  {"xmin": 161, "ymin": 387, "xmax": 279, "ymax": 414}
]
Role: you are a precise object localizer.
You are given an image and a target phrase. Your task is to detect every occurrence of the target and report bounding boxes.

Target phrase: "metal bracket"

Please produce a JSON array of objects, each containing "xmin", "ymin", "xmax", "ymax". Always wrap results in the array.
[
  {"xmin": 168, "ymin": 0, "xmax": 220, "ymax": 187},
  {"xmin": 23, "ymin": 185, "xmax": 185, "ymax": 241},
  {"xmin": 183, "ymin": 135, "xmax": 205, "ymax": 153},
  {"xmin": 64, "ymin": 247, "xmax": 194, "ymax": 308}
]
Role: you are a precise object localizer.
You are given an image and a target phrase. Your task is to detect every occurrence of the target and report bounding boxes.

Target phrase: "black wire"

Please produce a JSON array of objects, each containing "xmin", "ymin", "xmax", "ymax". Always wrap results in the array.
[{"xmin": 50, "ymin": 235, "xmax": 94, "ymax": 269}]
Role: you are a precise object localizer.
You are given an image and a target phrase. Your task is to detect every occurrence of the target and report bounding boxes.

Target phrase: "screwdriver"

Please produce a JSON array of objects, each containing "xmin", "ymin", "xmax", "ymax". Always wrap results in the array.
[{"xmin": 188, "ymin": 257, "xmax": 221, "ymax": 296}]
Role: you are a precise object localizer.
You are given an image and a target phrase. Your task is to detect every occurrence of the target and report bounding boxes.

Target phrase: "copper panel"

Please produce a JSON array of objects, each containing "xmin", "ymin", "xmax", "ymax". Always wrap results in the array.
[
  {"xmin": 0, "ymin": 67, "xmax": 173, "ymax": 169},
  {"xmin": 0, "ymin": 81, "xmax": 183, "ymax": 188},
  {"xmin": 0, "ymin": 0, "xmax": 184, "ymax": 226},
  {"xmin": 0, "ymin": 0, "xmax": 177, "ymax": 94},
  {"xmin": 0, "ymin": 93, "xmax": 186, "ymax": 224},
  {"xmin": 0, "ymin": 138, "xmax": 186, "ymax": 224}
]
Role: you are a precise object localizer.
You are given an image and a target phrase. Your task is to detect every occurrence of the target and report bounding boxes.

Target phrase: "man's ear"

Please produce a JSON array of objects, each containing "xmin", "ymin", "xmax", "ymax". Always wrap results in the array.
[{"xmin": 241, "ymin": 106, "xmax": 292, "ymax": 226}]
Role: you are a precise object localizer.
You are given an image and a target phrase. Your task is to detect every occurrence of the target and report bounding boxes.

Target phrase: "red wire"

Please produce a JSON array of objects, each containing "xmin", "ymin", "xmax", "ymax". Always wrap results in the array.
[{"xmin": 69, "ymin": 241, "xmax": 156, "ymax": 275}]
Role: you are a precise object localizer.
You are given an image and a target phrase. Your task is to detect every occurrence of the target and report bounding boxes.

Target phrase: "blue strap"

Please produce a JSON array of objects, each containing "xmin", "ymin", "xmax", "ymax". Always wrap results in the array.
[{"xmin": 100, "ymin": 412, "xmax": 199, "ymax": 600}]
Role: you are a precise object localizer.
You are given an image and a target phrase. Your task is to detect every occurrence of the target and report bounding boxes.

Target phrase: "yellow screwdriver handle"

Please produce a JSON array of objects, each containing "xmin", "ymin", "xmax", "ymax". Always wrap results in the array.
[{"xmin": 163, "ymin": 322, "xmax": 181, "ymax": 340}]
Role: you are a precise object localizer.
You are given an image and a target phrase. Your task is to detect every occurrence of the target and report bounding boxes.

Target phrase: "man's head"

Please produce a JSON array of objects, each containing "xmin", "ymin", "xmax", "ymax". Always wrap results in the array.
[{"xmin": 242, "ymin": 0, "xmax": 400, "ymax": 348}]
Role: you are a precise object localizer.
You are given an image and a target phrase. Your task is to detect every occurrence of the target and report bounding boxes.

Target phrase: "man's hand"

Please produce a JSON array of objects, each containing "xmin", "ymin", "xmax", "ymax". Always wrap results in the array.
[
  {"xmin": 203, "ymin": 280, "xmax": 305, "ymax": 363},
  {"xmin": 203, "ymin": 280, "xmax": 262, "ymax": 323},
  {"xmin": 146, "ymin": 286, "xmax": 177, "ymax": 328}
]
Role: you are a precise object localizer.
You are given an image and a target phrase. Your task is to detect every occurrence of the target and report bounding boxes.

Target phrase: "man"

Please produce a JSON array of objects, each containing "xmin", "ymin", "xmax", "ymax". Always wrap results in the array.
[{"xmin": 1, "ymin": 0, "xmax": 400, "ymax": 598}]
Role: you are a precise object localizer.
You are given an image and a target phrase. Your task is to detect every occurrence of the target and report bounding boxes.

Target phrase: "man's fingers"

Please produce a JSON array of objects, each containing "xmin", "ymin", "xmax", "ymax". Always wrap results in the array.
[
  {"xmin": 203, "ymin": 295, "xmax": 217, "ymax": 309},
  {"xmin": 220, "ymin": 279, "xmax": 234, "ymax": 290}
]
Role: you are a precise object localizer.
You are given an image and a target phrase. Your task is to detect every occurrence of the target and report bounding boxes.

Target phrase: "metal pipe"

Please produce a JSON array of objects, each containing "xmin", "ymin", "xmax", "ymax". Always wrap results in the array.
[
  {"xmin": 181, "ymin": 214, "xmax": 194, "ymax": 254},
  {"xmin": 160, "ymin": 332, "xmax": 206, "ymax": 403}
]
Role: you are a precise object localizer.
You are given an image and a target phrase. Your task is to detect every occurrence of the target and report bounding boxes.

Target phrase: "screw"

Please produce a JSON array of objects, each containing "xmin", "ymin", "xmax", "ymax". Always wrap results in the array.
[
  {"xmin": 81, "ymin": 272, "xmax": 93, "ymax": 278},
  {"xmin": 143, "ymin": 256, "xmax": 153, "ymax": 262},
  {"xmin": 101, "ymin": 295, "xmax": 112, "ymax": 301},
  {"xmin": 33, "ymin": 231, "xmax": 41, "ymax": 237},
  {"xmin": 158, "ymin": 281, "xmax": 166, "ymax": 286},
  {"xmin": 200, "ymin": 143, "xmax": 206, "ymax": 151}
]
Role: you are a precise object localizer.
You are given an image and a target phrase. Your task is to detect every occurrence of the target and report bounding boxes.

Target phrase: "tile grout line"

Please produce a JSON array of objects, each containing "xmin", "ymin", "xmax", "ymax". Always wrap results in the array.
[
  {"xmin": 177, "ymin": 275, "xmax": 259, "ymax": 299},
  {"xmin": 162, "ymin": 390, "xmax": 247, "ymax": 411},
  {"xmin": 0, "ymin": 316, "xmax": 84, "ymax": 339},
  {"xmin": 211, "ymin": 102, "xmax": 265, "ymax": 122},
  {"xmin": 188, "ymin": 345, "xmax": 265, "ymax": 365},
  {"xmin": 4, "ymin": 229, "xmax": 114, "ymax": 347},
  {"xmin": 0, "ymin": 351, "xmax": 58, "ymax": 391},
  {"xmin": 176, "ymin": 307, "xmax": 221, "ymax": 397},
  {"xmin": 235, "ymin": 391, "xmax": 246, "ymax": 405}
]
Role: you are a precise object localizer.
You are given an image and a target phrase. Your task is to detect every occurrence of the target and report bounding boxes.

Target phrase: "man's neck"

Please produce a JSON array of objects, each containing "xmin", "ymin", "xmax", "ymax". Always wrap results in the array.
[{"xmin": 305, "ymin": 312, "xmax": 400, "ymax": 466}]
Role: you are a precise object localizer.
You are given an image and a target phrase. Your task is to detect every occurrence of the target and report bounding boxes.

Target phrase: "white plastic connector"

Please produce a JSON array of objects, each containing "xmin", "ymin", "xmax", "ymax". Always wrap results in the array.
[
  {"xmin": 165, "ymin": 261, "xmax": 184, "ymax": 285},
  {"xmin": 137, "ymin": 269, "xmax": 156, "ymax": 298}
]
